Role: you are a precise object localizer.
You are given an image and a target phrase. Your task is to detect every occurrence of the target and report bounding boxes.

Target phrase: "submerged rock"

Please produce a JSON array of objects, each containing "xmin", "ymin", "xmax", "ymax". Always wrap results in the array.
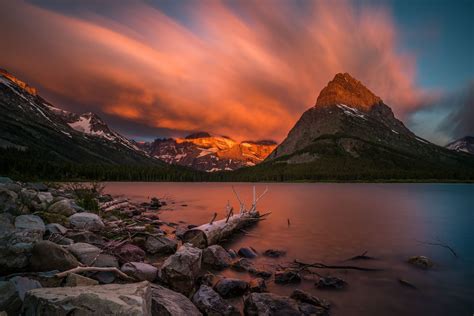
[
  {"xmin": 315, "ymin": 276, "xmax": 347, "ymax": 289},
  {"xmin": 29, "ymin": 240, "xmax": 80, "ymax": 272},
  {"xmin": 274, "ymin": 270, "xmax": 301, "ymax": 284},
  {"xmin": 192, "ymin": 285, "xmax": 239, "ymax": 316},
  {"xmin": 290, "ymin": 289, "xmax": 330, "ymax": 310},
  {"xmin": 69, "ymin": 212, "xmax": 105, "ymax": 231},
  {"xmin": 145, "ymin": 236, "xmax": 177, "ymax": 255},
  {"xmin": 214, "ymin": 278, "xmax": 249, "ymax": 298},
  {"xmin": 408, "ymin": 256, "xmax": 434, "ymax": 269},
  {"xmin": 231, "ymin": 258, "xmax": 253, "ymax": 272},
  {"xmin": 23, "ymin": 281, "xmax": 152, "ymax": 316},
  {"xmin": 238, "ymin": 247, "xmax": 258, "ymax": 258},
  {"xmin": 122, "ymin": 262, "xmax": 158, "ymax": 282},
  {"xmin": 244, "ymin": 292, "xmax": 301, "ymax": 316},
  {"xmin": 159, "ymin": 244, "xmax": 202, "ymax": 295},
  {"xmin": 202, "ymin": 245, "xmax": 232, "ymax": 269},
  {"xmin": 263, "ymin": 249, "xmax": 286, "ymax": 258},
  {"xmin": 151, "ymin": 284, "xmax": 202, "ymax": 316}
]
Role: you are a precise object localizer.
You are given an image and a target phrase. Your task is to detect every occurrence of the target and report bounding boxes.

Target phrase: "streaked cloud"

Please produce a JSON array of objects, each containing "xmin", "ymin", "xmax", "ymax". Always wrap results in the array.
[{"xmin": 0, "ymin": 0, "xmax": 429, "ymax": 141}]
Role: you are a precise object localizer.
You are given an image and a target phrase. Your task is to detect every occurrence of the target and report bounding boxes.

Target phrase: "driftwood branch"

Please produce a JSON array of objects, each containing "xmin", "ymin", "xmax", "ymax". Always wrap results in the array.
[
  {"xmin": 209, "ymin": 212, "xmax": 217, "ymax": 225},
  {"xmin": 55, "ymin": 267, "xmax": 134, "ymax": 281},
  {"xmin": 415, "ymin": 238, "xmax": 458, "ymax": 258},
  {"xmin": 344, "ymin": 250, "xmax": 376, "ymax": 261},
  {"xmin": 293, "ymin": 259, "xmax": 382, "ymax": 272},
  {"xmin": 232, "ymin": 186, "xmax": 245, "ymax": 214}
]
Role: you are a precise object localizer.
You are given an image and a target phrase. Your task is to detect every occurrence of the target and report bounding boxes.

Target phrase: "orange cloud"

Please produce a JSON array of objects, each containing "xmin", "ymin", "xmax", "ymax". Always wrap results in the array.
[{"xmin": 0, "ymin": 0, "xmax": 428, "ymax": 141}]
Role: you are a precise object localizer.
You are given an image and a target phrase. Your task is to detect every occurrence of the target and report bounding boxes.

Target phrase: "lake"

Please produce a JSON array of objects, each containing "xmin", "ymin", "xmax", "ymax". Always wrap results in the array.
[{"xmin": 104, "ymin": 182, "xmax": 474, "ymax": 315}]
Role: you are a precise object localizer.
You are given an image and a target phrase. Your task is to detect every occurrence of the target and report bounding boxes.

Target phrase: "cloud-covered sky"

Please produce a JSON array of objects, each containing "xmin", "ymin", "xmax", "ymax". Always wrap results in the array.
[{"xmin": 0, "ymin": 0, "xmax": 472, "ymax": 144}]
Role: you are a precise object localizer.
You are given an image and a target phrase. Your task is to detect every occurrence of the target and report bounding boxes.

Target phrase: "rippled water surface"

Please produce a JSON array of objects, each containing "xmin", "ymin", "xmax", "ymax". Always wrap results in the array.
[{"xmin": 104, "ymin": 182, "xmax": 474, "ymax": 315}]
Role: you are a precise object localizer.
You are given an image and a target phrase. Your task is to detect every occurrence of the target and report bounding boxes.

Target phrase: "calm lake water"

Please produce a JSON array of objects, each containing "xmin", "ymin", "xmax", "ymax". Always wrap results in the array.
[{"xmin": 104, "ymin": 182, "xmax": 474, "ymax": 315}]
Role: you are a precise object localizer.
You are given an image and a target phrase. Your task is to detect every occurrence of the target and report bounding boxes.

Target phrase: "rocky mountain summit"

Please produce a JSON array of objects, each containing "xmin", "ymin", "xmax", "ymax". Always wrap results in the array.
[
  {"xmin": 139, "ymin": 134, "xmax": 276, "ymax": 172},
  {"xmin": 446, "ymin": 136, "xmax": 474, "ymax": 155}
]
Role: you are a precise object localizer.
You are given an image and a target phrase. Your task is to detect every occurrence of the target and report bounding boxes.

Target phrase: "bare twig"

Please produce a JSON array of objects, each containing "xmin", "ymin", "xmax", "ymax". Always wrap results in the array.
[
  {"xmin": 209, "ymin": 212, "xmax": 217, "ymax": 225},
  {"xmin": 55, "ymin": 267, "xmax": 134, "ymax": 281},
  {"xmin": 344, "ymin": 250, "xmax": 376, "ymax": 261},
  {"xmin": 293, "ymin": 259, "xmax": 382, "ymax": 272},
  {"xmin": 415, "ymin": 238, "xmax": 458, "ymax": 258}
]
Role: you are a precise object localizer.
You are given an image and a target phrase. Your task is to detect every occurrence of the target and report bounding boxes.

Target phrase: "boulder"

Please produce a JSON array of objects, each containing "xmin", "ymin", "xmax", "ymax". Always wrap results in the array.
[
  {"xmin": 244, "ymin": 292, "xmax": 301, "ymax": 316},
  {"xmin": 263, "ymin": 249, "xmax": 286, "ymax": 258},
  {"xmin": 315, "ymin": 276, "xmax": 347, "ymax": 289},
  {"xmin": 0, "ymin": 213, "xmax": 14, "ymax": 238},
  {"xmin": 231, "ymin": 258, "xmax": 253, "ymax": 271},
  {"xmin": 47, "ymin": 199, "xmax": 77, "ymax": 216},
  {"xmin": 69, "ymin": 212, "xmax": 105, "ymax": 231},
  {"xmin": 68, "ymin": 242, "xmax": 119, "ymax": 267},
  {"xmin": 151, "ymin": 284, "xmax": 202, "ymax": 316},
  {"xmin": 159, "ymin": 244, "xmax": 202, "ymax": 295},
  {"xmin": 29, "ymin": 240, "xmax": 80, "ymax": 272},
  {"xmin": 45, "ymin": 223, "xmax": 68, "ymax": 235},
  {"xmin": 9, "ymin": 276, "xmax": 42, "ymax": 300},
  {"xmin": 66, "ymin": 230, "xmax": 105, "ymax": 245},
  {"xmin": 0, "ymin": 231, "xmax": 36, "ymax": 273},
  {"xmin": 18, "ymin": 189, "xmax": 51, "ymax": 212},
  {"xmin": 0, "ymin": 188, "xmax": 17, "ymax": 214},
  {"xmin": 299, "ymin": 303, "xmax": 330, "ymax": 316},
  {"xmin": 36, "ymin": 211, "xmax": 69, "ymax": 225},
  {"xmin": 202, "ymin": 245, "xmax": 232, "ymax": 269},
  {"xmin": 192, "ymin": 285, "xmax": 239, "ymax": 316},
  {"xmin": 22, "ymin": 281, "xmax": 152, "ymax": 316},
  {"xmin": 0, "ymin": 281, "xmax": 22, "ymax": 315},
  {"xmin": 214, "ymin": 278, "xmax": 249, "ymax": 298},
  {"xmin": 274, "ymin": 270, "xmax": 301, "ymax": 284},
  {"xmin": 290, "ymin": 289, "xmax": 330, "ymax": 310},
  {"xmin": 122, "ymin": 262, "xmax": 158, "ymax": 282},
  {"xmin": 238, "ymin": 247, "xmax": 258, "ymax": 258},
  {"xmin": 145, "ymin": 236, "xmax": 177, "ymax": 255},
  {"xmin": 64, "ymin": 273, "xmax": 99, "ymax": 286},
  {"xmin": 249, "ymin": 278, "xmax": 267, "ymax": 293},
  {"xmin": 114, "ymin": 243, "xmax": 146, "ymax": 264},
  {"xmin": 408, "ymin": 256, "xmax": 434, "ymax": 269},
  {"xmin": 14, "ymin": 215, "xmax": 45, "ymax": 240}
]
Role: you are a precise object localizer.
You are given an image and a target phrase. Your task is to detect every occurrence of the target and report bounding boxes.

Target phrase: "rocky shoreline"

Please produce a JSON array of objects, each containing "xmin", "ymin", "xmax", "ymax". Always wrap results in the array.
[{"xmin": 0, "ymin": 177, "xmax": 335, "ymax": 315}]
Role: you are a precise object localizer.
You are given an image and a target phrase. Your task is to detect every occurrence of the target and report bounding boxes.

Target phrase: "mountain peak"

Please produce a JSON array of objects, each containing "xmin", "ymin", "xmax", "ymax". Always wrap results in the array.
[
  {"xmin": 315, "ymin": 72, "xmax": 382, "ymax": 111},
  {"xmin": 0, "ymin": 68, "xmax": 37, "ymax": 96},
  {"xmin": 185, "ymin": 132, "xmax": 212, "ymax": 139}
]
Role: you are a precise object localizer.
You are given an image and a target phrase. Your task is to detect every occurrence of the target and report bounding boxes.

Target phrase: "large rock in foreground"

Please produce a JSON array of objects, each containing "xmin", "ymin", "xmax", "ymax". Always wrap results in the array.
[
  {"xmin": 23, "ymin": 281, "xmax": 152, "ymax": 316},
  {"xmin": 151, "ymin": 284, "xmax": 202, "ymax": 316},
  {"xmin": 244, "ymin": 292, "xmax": 301, "ymax": 316},
  {"xmin": 159, "ymin": 244, "xmax": 202, "ymax": 295},
  {"xmin": 192, "ymin": 285, "xmax": 239, "ymax": 316}
]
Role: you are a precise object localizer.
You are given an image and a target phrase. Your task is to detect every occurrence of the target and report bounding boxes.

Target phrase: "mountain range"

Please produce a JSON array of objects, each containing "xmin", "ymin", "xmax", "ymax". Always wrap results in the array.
[
  {"xmin": 136, "ymin": 134, "xmax": 276, "ymax": 172},
  {"xmin": 446, "ymin": 136, "xmax": 474, "ymax": 155},
  {"xmin": 1, "ymin": 68, "xmax": 473, "ymax": 181}
]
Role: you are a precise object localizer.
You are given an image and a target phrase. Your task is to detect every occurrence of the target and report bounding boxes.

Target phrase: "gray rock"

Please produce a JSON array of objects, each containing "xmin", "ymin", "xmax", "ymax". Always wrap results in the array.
[
  {"xmin": 18, "ymin": 189, "xmax": 51, "ymax": 212},
  {"xmin": 244, "ymin": 292, "xmax": 301, "ymax": 316},
  {"xmin": 114, "ymin": 243, "xmax": 146, "ymax": 264},
  {"xmin": 64, "ymin": 273, "xmax": 99, "ymax": 286},
  {"xmin": 238, "ymin": 247, "xmax": 258, "ymax": 258},
  {"xmin": 14, "ymin": 215, "xmax": 45, "ymax": 240},
  {"xmin": 290, "ymin": 289, "xmax": 330, "ymax": 310},
  {"xmin": 231, "ymin": 258, "xmax": 253, "ymax": 272},
  {"xmin": 0, "ymin": 213, "xmax": 14, "ymax": 238},
  {"xmin": 315, "ymin": 276, "xmax": 347, "ymax": 289},
  {"xmin": 45, "ymin": 223, "xmax": 68, "ymax": 235},
  {"xmin": 228, "ymin": 249, "xmax": 238, "ymax": 258},
  {"xmin": 26, "ymin": 182, "xmax": 48, "ymax": 192},
  {"xmin": 408, "ymin": 256, "xmax": 434, "ymax": 269},
  {"xmin": 214, "ymin": 278, "xmax": 249, "ymax": 298},
  {"xmin": 0, "ymin": 188, "xmax": 17, "ymax": 214},
  {"xmin": 159, "ymin": 243, "xmax": 202, "ymax": 295},
  {"xmin": 29, "ymin": 240, "xmax": 80, "ymax": 272},
  {"xmin": 68, "ymin": 242, "xmax": 118, "ymax": 267},
  {"xmin": 249, "ymin": 278, "xmax": 267, "ymax": 293},
  {"xmin": 299, "ymin": 303, "xmax": 330, "ymax": 316},
  {"xmin": 145, "ymin": 236, "xmax": 177, "ymax": 255},
  {"xmin": 202, "ymin": 245, "xmax": 232, "ymax": 269},
  {"xmin": 66, "ymin": 230, "xmax": 105, "ymax": 245},
  {"xmin": 0, "ymin": 230, "xmax": 36, "ymax": 273},
  {"xmin": 192, "ymin": 285, "xmax": 239, "ymax": 316},
  {"xmin": 151, "ymin": 284, "xmax": 202, "ymax": 316},
  {"xmin": 22, "ymin": 281, "xmax": 152, "ymax": 316},
  {"xmin": 122, "ymin": 262, "xmax": 158, "ymax": 282},
  {"xmin": 69, "ymin": 212, "xmax": 104, "ymax": 231},
  {"xmin": 9, "ymin": 276, "xmax": 42, "ymax": 300},
  {"xmin": 47, "ymin": 199, "xmax": 77, "ymax": 216},
  {"xmin": 263, "ymin": 249, "xmax": 286, "ymax": 258},
  {"xmin": 0, "ymin": 281, "xmax": 22, "ymax": 315},
  {"xmin": 274, "ymin": 270, "xmax": 301, "ymax": 284}
]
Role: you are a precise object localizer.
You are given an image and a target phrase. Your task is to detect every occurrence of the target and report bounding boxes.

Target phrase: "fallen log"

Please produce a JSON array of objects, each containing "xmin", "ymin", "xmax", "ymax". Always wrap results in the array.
[{"xmin": 182, "ymin": 211, "xmax": 263, "ymax": 248}]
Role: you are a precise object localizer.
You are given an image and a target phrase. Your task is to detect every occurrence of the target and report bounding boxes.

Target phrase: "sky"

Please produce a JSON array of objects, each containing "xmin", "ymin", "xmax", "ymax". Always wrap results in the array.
[{"xmin": 0, "ymin": 0, "xmax": 472, "ymax": 145}]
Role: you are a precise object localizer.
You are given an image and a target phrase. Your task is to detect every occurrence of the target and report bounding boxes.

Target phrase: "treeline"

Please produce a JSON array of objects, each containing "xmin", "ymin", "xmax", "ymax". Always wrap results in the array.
[{"xmin": 0, "ymin": 148, "xmax": 206, "ymax": 182}]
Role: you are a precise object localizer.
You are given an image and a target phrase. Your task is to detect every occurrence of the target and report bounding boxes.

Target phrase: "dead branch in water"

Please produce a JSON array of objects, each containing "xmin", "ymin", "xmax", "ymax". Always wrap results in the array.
[
  {"xmin": 292, "ymin": 259, "xmax": 382, "ymax": 272},
  {"xmin": 209, "ymin": 212, "xmax": 217, "ymax": 225},
  {"xmin": 398, "ymin": 278, "xmax": 417, "ymax": 289},
  {"xmin": 344, "ymin": 250, "xmax": 376, "ymax": 261},
  {"xmin": 415, "ymin": 237, "xmax": 458, "ymax": 258},
  {"xmin": 55, "ymin": 267, "xmax": 134, "ymax": 281}
]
